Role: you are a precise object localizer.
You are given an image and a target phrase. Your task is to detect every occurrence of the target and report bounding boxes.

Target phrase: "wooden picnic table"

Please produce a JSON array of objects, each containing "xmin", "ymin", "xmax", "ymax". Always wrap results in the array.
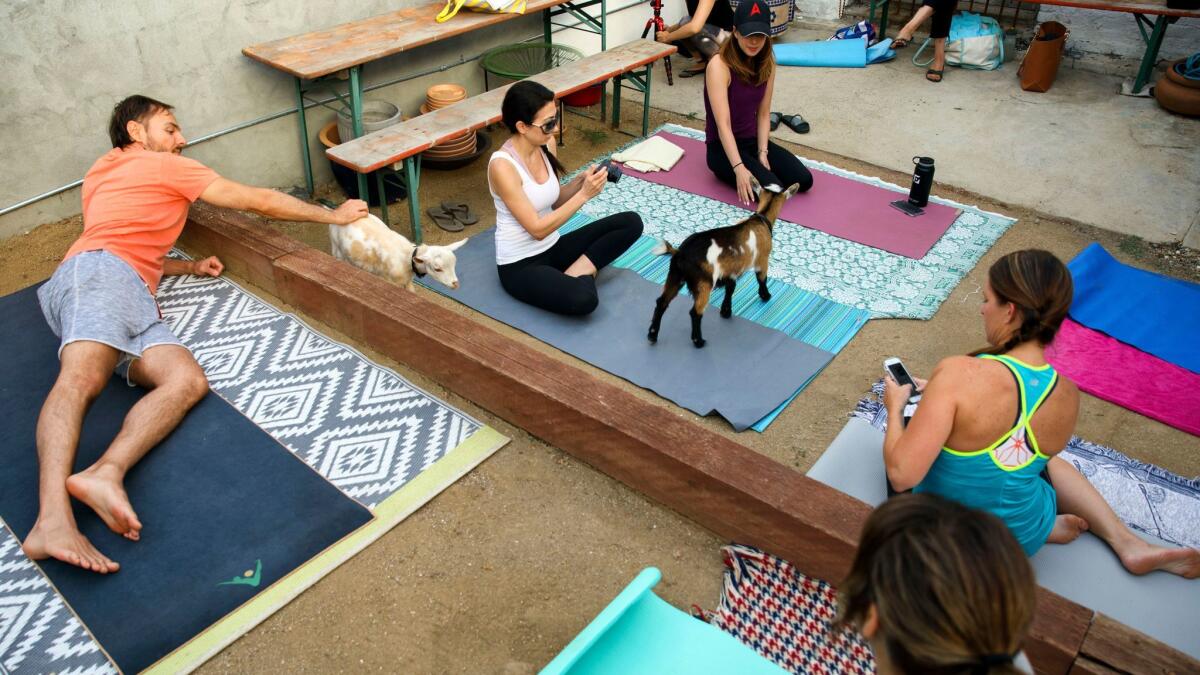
[
  {"xmin": 326, "ymin": 39, "xmax": 677, "ymax": 240},
  {"xmin": 868, "ymin": 0, "xmax": 1200, "ymax": 94},
  {"xmin": 243, "ymin": 0, "xmax": 609, "ymax": 196}
]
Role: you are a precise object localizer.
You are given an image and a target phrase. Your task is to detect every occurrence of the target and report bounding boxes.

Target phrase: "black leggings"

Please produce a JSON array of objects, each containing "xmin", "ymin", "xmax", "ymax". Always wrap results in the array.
[
  {"xmin": 707, "ymin": 139, "xmax": 814, "ymax": 194},
  {"xmin": 497, "ymin": 211, "xmax": 643, "ymax": 316},
  {"xmin": 922, "ymin": 0, "xmax": 959, "ymax": 40}
]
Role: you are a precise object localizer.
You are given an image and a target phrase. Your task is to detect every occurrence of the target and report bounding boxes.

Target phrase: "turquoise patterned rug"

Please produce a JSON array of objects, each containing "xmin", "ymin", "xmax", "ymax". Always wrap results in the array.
[
  {"xmin": 560, "ymin": 214, "xmax": 870, "ymax": 431},
  {"xmin": 572, "ymin": 124, "xmax": 1016, "ymax": 320}
]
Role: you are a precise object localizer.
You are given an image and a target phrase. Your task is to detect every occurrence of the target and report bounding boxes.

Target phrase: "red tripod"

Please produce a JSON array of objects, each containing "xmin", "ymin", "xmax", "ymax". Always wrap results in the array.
[{"xmin": 640, "ymin": 0, "xmax": 674, "ymax": 85}]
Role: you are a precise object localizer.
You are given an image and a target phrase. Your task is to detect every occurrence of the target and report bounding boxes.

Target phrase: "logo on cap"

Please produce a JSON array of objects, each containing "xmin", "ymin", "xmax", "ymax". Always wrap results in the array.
[{"xmin": 750, "ymin": 2, "xmax": 762, "ymax": 14}]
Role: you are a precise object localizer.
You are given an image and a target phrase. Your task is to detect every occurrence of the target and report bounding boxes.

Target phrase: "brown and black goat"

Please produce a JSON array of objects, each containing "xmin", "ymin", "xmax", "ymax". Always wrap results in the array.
[{"xmin": 647, "ymin": 180, "xmax": 800, "ymax": 348}]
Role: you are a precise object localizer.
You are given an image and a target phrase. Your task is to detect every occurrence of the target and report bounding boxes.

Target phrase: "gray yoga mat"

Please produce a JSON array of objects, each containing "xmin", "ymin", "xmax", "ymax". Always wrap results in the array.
[
  {"xmin": 808, "ymin": 417, "xmax": 1200, "ymax": 659},
  {"xmin": 419, "ymin": 232, "xmax": 834, "ymax": 431}
]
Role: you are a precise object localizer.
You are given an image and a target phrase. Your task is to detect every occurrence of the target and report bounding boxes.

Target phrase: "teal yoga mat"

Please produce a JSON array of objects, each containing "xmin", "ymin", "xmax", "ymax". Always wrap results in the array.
[
  {"xmin": 541, "ymin": 568, "xmax": 788, "ymax": 674},
  {"xmin": 774, "ymin": 38, "xmax": 895, "ymax": 68}
]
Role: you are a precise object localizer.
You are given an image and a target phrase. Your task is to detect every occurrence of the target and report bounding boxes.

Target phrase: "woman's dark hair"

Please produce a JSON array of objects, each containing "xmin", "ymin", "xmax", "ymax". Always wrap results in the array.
[
  {"xmin": 836, "ymin": 494, "xmax": 1035, "ymax": 675},
  {"xmin": 973, "ymin": 249, "xmax": 1073, "ymax": 356},
  {"xmin": 109, "ymin": 94, "xmax": 173, "ymax": 149},
  {"xmin": 500, "ymin": 80, "xmax": 565, "ymax": 177},
  {"xmin": 718, "ymin": 31, "xmax": 775, "ymax": 86}
]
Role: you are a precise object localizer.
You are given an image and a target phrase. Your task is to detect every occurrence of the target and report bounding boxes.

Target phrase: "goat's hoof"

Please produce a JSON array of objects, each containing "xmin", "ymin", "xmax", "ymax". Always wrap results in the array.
[
  {"xmin": 759, "ymin": 291, "xmax": 772, "ymax": 302},
  {"xmin": 720, "ymin": 307, "xmax": 732, "ymax": 318},
  {"xmin": 692, "ymin": 338, "xmax": 706, "ymax": 349}
]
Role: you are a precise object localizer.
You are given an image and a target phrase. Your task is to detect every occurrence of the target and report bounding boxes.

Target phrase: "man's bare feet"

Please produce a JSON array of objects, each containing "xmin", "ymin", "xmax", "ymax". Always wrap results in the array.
[
  {"xmin": 1119, "ymin": 541, "xmax": 1200, "ymax": 579},
  {"xmin": 22, "ymin": 519, "xmax": 119, "ymax": 573},
  {"xmin": 1047, "ymin": 514, "xmax": 1089, "ymax": 544},
  {"xmin": 66, "ymin": 466, "xmax": 142, "ymax": 541}
]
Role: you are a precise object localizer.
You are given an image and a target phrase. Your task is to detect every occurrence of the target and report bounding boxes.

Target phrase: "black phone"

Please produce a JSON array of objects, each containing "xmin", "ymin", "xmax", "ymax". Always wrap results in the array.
[{"xmin": 889, "ymin": 199, "xmax": 924, "ymax": 217}]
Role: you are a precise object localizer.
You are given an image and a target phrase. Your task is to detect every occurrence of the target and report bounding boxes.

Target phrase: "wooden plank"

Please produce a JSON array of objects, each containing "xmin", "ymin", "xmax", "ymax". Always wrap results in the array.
[
  {"xmin": 178, "ymin": 202, "xmax": 306, "ymax": 293},
  {"xmin": 327, "ymin": 39, "xmax": 676, "ymax": 173},
  {"xmin": 184, "ymin": 212, "xmax": 1189, "ymax": 675},
  {"xmin": 1078, "ymin": 614, "xmax": 1200, "ymax": 673},
  {"xmin": 1019, "ymin": 0, "xmax": 1200, "ymax": 17},
  {"xmin": 243, "ymin": 0, "xmax": 573, "ymax": 80},
  {"xmin": 1068, "ymin": 656, "xmax": 1122, "ymax": 675}
]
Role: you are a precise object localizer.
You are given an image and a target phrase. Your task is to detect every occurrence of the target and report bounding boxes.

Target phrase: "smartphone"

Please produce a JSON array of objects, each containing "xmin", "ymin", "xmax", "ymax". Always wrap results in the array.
[{"xmin": 883, "ymin": 357, "xmax": 921, "ymax": 403}]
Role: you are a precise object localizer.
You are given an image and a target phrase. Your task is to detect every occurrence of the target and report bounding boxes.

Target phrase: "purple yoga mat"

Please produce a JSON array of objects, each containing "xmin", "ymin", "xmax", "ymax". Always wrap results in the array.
[{"xmin": 620, "ymin": 132, "xmax": 960, "ymax": 259}]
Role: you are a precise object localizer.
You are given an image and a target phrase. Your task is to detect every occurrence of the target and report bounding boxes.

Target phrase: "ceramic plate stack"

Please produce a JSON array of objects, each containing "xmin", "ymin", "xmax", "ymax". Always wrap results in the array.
[{"xmin": 420, "ymin": 84, "xmax": 477, "ymax": 160}]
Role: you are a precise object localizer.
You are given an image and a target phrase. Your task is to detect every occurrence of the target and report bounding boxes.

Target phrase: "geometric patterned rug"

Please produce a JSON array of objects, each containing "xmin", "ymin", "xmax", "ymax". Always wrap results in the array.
[
  {"xmin": 576, "ymin": 123, "xmax": 1017, "ymax": 320},
  {"xmin": 1, "ymin": 262, "xmax": 507, "ymax": 674},
  {"xmin": 852, "ymin": 380, "xmax": 1200, "ymax": 550},
  {"xmin": 698, "ymin": 544, "xmax": 875, "ymax": 674},
  {"xmin": 0, "ymin": 519, "xmax": 115, "ymax": 675}
]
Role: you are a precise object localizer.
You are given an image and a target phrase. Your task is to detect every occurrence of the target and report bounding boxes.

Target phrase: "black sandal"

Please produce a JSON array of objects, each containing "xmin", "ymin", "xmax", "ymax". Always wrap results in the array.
[
  {"xmin": 926, "ymin": 68, "xmax": 944, "ymax": 83},
  {"xmin": 427, "ymin": 207, "xmax": 465, "ymax": 232},
  {"xmin": 779, "ymin": 113, "xmax": 810, "ymax": 134},
  {"xmin": 769, "ymin": 112, "xmax": 782, "ymax": 131},
  {"xmin": 678, "ymin": 63, "xmax": 707, "ymax": 78},
  {"xmin": 441, "ymin": 201, "xmax": 479, "ymax": 226},
  {"xmin": 891, "ymin": 36, "xmax": 910, "ymax": 49}
]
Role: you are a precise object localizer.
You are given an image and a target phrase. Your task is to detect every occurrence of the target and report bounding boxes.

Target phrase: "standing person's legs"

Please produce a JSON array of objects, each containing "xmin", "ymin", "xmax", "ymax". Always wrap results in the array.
[
  {"xmin": 65, "ymin": 344, "xmax": 208, "ymax": 544},
  {"xmin": 925, "ymin": 0, "xmax": 956, "ymax": 81},
  {"xmin": 895, "ymin": 4, "xmax": 935, "ymax": 43},
  {"xmin": 23, "ymin": 341, "xmax": 123, "ymax": 573},
  {"xmin": 1046, "ymin": 456, "xmax": 1200, "ymax": 578}
]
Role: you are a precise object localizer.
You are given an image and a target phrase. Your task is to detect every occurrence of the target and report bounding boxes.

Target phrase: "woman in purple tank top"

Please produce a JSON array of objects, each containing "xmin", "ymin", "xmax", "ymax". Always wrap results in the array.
[{"xmin": 703, "ymin": 0, "xmax": 813, "ymax": 205}]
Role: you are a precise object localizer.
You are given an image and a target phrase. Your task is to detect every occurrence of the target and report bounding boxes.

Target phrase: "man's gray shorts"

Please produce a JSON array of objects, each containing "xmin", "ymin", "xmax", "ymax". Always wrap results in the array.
[{"xmin": 37, "ymin": 250, "xmax": 185, "ymax": 378}]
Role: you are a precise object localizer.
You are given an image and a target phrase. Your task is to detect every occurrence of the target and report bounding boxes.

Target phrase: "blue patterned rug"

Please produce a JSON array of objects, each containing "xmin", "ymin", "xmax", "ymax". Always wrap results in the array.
[
  {"xmin": 573, "ymin": 124, "xmax": 1016, "ymax": 320},
  {"xmin": 852, "ymin": 381, "xmax": 1200, "ymax": 549}
]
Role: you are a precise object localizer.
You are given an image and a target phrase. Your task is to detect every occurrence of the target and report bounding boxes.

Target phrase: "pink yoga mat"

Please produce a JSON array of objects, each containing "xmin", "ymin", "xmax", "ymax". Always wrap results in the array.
[
  {"xmin": 1047, "ymin": 318, "xmax": 1200, "ymax": 437},
  {"xmin": 621, "ymin": 132, "xmax": 960, "ymax": 259}
]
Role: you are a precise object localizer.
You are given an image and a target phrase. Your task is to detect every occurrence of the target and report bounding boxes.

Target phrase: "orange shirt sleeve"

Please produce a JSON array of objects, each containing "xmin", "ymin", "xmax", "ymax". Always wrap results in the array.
[{"xmin": 161, "ymin": 153, "xmax": 219, "ymax": 202}]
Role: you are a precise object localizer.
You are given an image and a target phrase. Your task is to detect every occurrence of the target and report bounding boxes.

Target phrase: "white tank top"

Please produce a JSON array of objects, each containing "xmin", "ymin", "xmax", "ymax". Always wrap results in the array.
[{"xmin": 489, "ymin": 143, "xmax": 561, "ymax": 265}]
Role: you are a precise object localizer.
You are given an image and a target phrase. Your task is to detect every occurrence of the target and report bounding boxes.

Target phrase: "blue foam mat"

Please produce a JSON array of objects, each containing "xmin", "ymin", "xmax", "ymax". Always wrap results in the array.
[
  {"xmin": 0, "ymin": 283, "xmax": 374, "ymax": 672},
  {"xmin": 1068, "ymin": 243, "xmax": 1200, "ymax": 374}
]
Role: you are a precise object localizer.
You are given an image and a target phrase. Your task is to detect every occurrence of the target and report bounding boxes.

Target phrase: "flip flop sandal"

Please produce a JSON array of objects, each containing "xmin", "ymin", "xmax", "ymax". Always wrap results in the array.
[
  {"xmin": 926, "ymin": 68, "xmax": 944, "ymax": 83},
  {"xmin": 678, "ymin": 64, "xmax": 707, "ymax": 78},
  {"xmin": 779, "ymin": 114, "xmax": 810, "ymax": 134},
  {"xmin": 891, "ymin": 36, "xmax": 910, "ymax": 49},
  {"xmin": 440, "ymin": 201, "xmax": 479, "ymax": 226},
  {"xmin": 427, "ymin": 207, "xmax": 465, "ymax": 232},
  {"xmin": 769, "ymin": 112, "xmax": 782, "ymax": 131}
]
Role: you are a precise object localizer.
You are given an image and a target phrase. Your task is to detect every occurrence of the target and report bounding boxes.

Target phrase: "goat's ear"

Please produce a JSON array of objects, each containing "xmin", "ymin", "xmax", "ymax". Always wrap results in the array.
[
  {"xmin": 782, "ymin": 182, "xmax": 801, "ymax": 200},
  {"xmin": 447, "ymin": 237, "xmax": 469, "ymax": 251},
  {"xmin": 749, "ymin": 176, "xmax": 762, "ymax": 197}
]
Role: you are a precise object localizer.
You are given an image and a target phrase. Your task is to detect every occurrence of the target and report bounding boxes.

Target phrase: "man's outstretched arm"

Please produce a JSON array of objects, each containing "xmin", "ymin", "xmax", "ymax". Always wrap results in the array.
[{"xmin": 198, "ymin": 177, "xmax": 368, "ymax": 225}]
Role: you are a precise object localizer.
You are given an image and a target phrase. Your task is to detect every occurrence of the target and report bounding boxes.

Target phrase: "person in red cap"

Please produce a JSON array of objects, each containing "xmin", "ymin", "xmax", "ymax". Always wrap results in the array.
[{"xmin": 703, "ymin": 0, "xmax": 813, "ymax": 206}]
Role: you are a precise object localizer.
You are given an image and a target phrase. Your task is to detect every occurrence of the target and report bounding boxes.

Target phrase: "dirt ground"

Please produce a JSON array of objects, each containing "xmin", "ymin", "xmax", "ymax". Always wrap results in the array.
[{"xmin": 2, "ymin": 103, "xmax": 1197, "ymax": 673}]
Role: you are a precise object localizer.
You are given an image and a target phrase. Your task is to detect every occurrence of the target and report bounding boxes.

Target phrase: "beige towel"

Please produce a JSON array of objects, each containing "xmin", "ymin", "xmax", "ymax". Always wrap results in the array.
[{"xmin": 611, "ymin": 135, "xmax": 685, "ymax": 173}]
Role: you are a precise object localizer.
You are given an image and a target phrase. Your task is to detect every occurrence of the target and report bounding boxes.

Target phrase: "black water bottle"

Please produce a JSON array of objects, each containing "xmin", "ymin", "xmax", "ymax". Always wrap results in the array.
[{"xmin": 908, "ymin": 156, "xmax": 935, "ymax": 208}]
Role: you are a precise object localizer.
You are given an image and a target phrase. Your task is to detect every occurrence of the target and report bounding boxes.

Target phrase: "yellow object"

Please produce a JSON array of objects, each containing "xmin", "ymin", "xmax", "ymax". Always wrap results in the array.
[{"xmin": 436, "ymin": 0, "xmax": 526, "ymax": 23}]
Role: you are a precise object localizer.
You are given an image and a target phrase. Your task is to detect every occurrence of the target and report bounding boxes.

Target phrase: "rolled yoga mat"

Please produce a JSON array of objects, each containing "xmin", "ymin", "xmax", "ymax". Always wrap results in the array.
[
  {"xmin": 1067, "ymin": 242, "xmax": 1200, "ymax": 374},
  {"xmin": 617, "ymin": 131, "xmax": 961, "ymax": 259},
  {"xmin": 0, "ymin": 283, "xmax": 374, "ymax": 673},
  {"xmin": 807, "ymin": 416, "xmax": 1200, "ymax": 660},
  {"xmin": 775, "ymin": 38, "xmax": 867, "ymax": 67},
  {"xmin": 418, "ymin": 232, "xmax": 835, "ymax": 432},
  {"xmin": 1047, "ymin": 318, "xmax": 1200, "ymax": 437}
]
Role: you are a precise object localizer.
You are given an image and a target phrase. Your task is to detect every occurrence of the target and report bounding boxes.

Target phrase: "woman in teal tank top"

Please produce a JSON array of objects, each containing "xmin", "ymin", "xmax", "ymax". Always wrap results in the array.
[{"xmin": 882, "ymin": 250, "xmax": 1200, "ymax": 578}]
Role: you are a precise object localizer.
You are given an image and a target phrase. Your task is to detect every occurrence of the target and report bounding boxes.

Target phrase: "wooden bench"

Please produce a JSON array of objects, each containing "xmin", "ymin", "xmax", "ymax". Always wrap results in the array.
[
  {"xmin": 243, "ymin": 0, "xmax": 609, "ymax": 198},
  {"xmin": 326, "ymin": 38, "xmax": 677, "ymax": 242},
  {"xmin": 180, "ymin": 204, "xmax": 1200, "ymax": 675},
  {"xmin": 868, "ymin": 0, "xmax": 1200, "ymax": 94}
]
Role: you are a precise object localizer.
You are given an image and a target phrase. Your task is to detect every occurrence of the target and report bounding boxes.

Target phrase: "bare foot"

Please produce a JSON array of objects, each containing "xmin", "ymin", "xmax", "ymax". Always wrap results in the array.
[
  {"xmin": 22, "ymin": 519, "xmax": 119, "ymax": 573},
  {"xmin": 1047, "ymin": 514, "xmax": 1089, "ymax": 544},
  {"xmin": 1119, "ymin": 542, "xmax": 1200, "ymax": 579},
  {"xmin": 66, "ymin": 467, "xmax": 142, "ymax": 541}
]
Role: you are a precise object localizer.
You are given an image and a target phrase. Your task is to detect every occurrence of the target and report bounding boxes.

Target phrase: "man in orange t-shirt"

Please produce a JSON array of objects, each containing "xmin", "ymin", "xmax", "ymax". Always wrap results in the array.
[{"xmin": 24, "ymin": 95, "xmax": 368, "ymax": 574}]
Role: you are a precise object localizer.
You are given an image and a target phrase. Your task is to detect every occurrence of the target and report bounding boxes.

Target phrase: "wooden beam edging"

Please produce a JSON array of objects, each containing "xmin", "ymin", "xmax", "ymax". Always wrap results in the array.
[{"xmin": 181, "ymin": 208, "xmax": 1198, "ymax": 675}]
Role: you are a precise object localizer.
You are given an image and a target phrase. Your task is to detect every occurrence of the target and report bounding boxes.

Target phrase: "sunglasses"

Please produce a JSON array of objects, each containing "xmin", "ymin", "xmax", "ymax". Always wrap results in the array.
[{"xmin": 532, "ymin": 115, "xmax": 559, "ymax": 134}]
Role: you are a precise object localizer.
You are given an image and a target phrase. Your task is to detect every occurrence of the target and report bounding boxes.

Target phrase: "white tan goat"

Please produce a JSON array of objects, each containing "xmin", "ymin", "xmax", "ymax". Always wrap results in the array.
[{"xmin": 330, "ymin": 214, "xmax": 467, "ymax": 291}]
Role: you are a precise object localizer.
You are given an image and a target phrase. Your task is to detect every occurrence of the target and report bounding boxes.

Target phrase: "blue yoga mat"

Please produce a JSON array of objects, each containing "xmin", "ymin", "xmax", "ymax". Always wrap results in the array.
[
  {"xmin": 1068, "ymin": 243, "xmax": 1200, "ymax": 374},
  {"xmin": 0, "ymin": 283, "xmax": 374, "ymax": 672},
  {"xmin": 775, "ymin": 38, "xmax": 894, "ymax": 68},
  {"xmin": 420, "ymin": 232, "xmax": 835, "ymax": 432}
]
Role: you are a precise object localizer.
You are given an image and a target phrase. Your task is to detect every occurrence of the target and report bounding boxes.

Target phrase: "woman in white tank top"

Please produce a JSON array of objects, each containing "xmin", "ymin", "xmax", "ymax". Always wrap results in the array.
[{"xmin": 488, "ymin": 81, "xmax": 642, "ymax": 316}]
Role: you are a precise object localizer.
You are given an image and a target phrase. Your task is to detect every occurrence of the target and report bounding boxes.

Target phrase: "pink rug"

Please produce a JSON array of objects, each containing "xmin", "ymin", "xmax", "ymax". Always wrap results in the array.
[
  {"xmin": 1047, "ymin": 318, "xmax": 1200, "ymax": 437},
  {"xmin": 619, "ymin": 132, "xmax": 960, "ymax": 259}
]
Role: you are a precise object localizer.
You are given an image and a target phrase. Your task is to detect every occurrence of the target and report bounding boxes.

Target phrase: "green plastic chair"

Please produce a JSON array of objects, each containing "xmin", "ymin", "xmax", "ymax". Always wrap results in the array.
[{"xmin": 541, "ymin": 567, "xmax": 789, "ymax": 674}]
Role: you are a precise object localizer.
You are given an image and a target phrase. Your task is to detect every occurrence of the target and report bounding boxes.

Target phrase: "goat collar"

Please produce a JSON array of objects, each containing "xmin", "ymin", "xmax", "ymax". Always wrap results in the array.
[
  {"xmin": 410, "ymin": 251, "xmax": 427, "ymax": 278},
  {"xmin": 750, "ymin": 211, "xmax": 772, "ymax": 228}
]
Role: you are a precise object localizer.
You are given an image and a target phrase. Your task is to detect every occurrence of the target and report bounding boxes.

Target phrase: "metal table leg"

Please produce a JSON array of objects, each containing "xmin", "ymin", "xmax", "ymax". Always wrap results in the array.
[
  {"xmin": 349, "ymin": 66, "xmax": 369, "ymax": 202},
  {"xmin": 294, "ymin": 77, "xmax": 315, "ymax": 197},
  {"xmin": 376, "ymin": 172, "xmax": 389, "ymax": 226},
  {"xmin": 1131, "ymin": 14, "xmax": 1169, "ymax": 95},
  {"xmin": 405, "ymin": 157, "xmax": 423, "ymax": 244},
  {"xmin": 641, "ymin": 64, "xmax": 652, "ymax": 138},
  {"xmin": 611, "ymin": 73, "xmax": 622, "ymax": 128}
]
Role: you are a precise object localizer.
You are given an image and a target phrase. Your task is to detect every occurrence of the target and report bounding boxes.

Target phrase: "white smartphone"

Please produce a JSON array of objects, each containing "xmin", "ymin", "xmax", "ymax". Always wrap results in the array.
[{"xmin": 883, "ymin": 357, "xmax": 922, "ymax": 403}]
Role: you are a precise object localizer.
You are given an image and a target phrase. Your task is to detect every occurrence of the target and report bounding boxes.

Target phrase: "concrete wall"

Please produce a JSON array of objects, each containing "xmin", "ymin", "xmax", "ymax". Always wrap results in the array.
[
  {"xmin": 0, "ymin": 0, "xmax": 654, "ymax": 240},
  {"xmin": 1036, "ymin": 8, "xmax": 1199, "ymax": 72}
]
